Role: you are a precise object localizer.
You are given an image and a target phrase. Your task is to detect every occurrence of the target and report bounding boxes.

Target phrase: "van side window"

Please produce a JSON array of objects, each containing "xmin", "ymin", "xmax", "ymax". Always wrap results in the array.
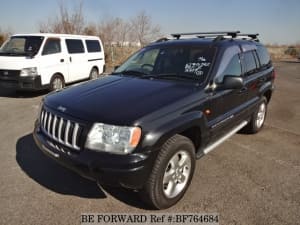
[
  {"xmin": 86, "ymin": 40, "xmax": 101, "ymax": 52},
  {"xmin": 243, "ymin": 51, "xmax": 257, "ymax": 75},
  {"xmin": 66, "ymin": 39, "xmax": 85, "ymax": 54},
  {"xmin": 42, "ymin": 38, "xmax": 61, "ymax": 55},
  {"xmin": 216, "ymin": 54, "xmax": 242, "ymax": 83}
]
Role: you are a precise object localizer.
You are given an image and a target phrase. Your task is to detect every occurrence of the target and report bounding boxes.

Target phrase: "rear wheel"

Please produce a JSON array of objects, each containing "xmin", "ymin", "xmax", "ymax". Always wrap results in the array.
[
  {"xmin": 89, "ymin": 68, "xmax": 99, "ymax": 80},
  {"xmin": 243, "ymin": 97, "xmax": 267, "ymax": 133},
  {"xmin": 50, "ymin": 74, "xmax": 65, "ymax": 91},
  {"xmin": 140, "ymin": 134, "xmax": 195, "ymax": 209}
]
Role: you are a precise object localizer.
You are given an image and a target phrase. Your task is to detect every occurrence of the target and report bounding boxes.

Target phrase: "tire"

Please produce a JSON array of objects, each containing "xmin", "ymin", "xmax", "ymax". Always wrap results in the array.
[
  {"xmin": 50, "ymin": 74, "xmax": 65, "ymax": 92},
  {"xmin": 243, "ymin": 96, "xmax": 267, "ymax": 134},
  {"xmin": 140, "ymin": 134, "xmax": 195, "ymax": 209},
  {"xmin": 89, "ymin": 68, "xmax": 99, "ymax": 80}
]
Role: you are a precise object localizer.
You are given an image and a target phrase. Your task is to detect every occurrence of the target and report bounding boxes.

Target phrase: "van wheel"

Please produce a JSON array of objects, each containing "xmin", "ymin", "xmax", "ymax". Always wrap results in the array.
[
  {"xmin": 50, "ymin": 74, "xmax": 65, "ymax": 91},
  {"xmin": 140, "ymin": 134, "xmax": 195, "ymax": 209},
  {"xmin": 89, "ymin": 68, "xmax": 99, "ymax": 80},
  {"xmin": 243, "ymin": 97, "xmax": 267, "ymax": 134}
]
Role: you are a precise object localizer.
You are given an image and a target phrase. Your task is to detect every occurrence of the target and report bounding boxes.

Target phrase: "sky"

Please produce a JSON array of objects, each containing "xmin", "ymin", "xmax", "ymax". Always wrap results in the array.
[{"xmin": 0, "ymin": 0, "xmax": 299, "ymax": 44}]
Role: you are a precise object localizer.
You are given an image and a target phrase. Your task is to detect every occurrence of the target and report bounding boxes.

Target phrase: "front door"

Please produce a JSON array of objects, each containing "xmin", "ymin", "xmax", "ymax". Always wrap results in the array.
[
  {"xmin": 39, "ymin": 37, "xmax": 68, "ymax": 85},
  {"xmin": 206, "ymin": 54, "xmax": 247, "ymax": 141}
]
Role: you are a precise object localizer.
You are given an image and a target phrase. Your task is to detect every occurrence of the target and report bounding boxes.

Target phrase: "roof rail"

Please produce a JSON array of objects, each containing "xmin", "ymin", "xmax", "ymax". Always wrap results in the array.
[{"xmin": 171, "ymin": 31, "xmax": 240, "ymax": 39}]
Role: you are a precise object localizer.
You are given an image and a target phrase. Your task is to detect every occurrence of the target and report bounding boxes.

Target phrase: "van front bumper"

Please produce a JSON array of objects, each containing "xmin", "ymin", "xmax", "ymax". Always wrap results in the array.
[
  {"xmin": 33, "ymin": 121, "xmax": 157, "ymax": 190},
  {"xmin": 0, "ymin": 75, "xmax": 47, "ymax": 90}
]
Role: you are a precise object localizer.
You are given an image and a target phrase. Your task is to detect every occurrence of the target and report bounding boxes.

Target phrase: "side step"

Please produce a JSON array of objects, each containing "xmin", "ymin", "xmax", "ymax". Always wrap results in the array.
[{"xmin": 196, "ymin": 120, "xmax": 248, "ymax": 158}]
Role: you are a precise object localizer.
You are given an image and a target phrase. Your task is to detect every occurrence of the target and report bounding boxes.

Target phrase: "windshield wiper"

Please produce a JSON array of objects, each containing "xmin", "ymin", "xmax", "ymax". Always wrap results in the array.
[
  {"xmin": 142, "ymin": 73, "xmax": 200, "ymax": 80},
  {"xmin": 112, "ymin": 69, "xmax": 146, "ymax": 76},
  {"xmin": 0, "ymin": 52, "xmax": 27, "ymax": 56}
]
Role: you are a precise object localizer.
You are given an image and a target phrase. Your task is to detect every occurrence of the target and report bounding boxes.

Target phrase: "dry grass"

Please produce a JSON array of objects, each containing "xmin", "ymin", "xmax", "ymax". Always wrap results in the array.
[
  {"xmin": 105, "ymin": 46, "xmax": 140, "ymax": 70},
  {"xmin": 266, "ymin": 45, "xmax": 300, "ymax": 61}
]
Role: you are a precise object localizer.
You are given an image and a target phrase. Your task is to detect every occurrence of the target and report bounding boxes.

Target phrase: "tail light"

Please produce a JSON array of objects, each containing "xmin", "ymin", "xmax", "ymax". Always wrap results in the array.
[{"xmin": 271, "ymin": 69, "xmax": 276, "ymax": 80}]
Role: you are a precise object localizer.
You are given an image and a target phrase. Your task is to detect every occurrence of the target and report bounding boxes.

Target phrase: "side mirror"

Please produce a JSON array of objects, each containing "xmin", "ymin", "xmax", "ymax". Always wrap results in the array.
[{"xmin": 218, "ymin": 76, "xmax": 244, "ymax": 90}]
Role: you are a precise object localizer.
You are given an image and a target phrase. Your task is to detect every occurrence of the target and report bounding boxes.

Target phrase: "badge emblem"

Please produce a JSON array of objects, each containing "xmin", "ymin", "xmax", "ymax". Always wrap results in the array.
[{"xmin": 57, "ymin": 106, "xmax": 67, "ymax": 112}]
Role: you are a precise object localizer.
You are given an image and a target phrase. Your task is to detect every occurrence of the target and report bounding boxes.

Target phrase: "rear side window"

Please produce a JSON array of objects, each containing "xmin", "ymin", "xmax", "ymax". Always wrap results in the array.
[
  {"xmin": 85, "ymin": 40, "xmax": 101, "ymax": 52},
  {"xmin": 243, "ymin": 51, "xmax": 257, "ymax": 75},
  {"xmin": 256, "ymin": 46, "xmax": 271, "ymax": 67},
  {"xmin": 65, "ymin": 39, "xmax": 84, "ymax": 54},
  {"xmin": 42, "ymin": 38, "xmax": 61, "ymax": 55}
]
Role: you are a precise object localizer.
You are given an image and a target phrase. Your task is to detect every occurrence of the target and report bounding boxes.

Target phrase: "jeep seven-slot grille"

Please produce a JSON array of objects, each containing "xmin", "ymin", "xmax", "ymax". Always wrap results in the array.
[{"xmin": 40, "ymin": 109, "xmax": 83, "ymax": 150}]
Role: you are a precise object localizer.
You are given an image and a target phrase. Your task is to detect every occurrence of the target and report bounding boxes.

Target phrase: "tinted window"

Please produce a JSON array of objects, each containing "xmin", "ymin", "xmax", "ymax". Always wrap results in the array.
[
  {"xmin": 65, "ymin": 39, "xmax": 84, "ymax": 54},
  {"xmin": 86, "ymin": 40, "xmax": 101, "ymax": 52},
  {"xmin": 257, "ymin": 46, "xmax": 271, "ymax": 67},
  {"xmin": 216, "ymin": 54, "xmax": 242, "ymax": 83},
  {"xmin": 244, "ymin": 51, "xmax": 257, "ymax": 74},
  {"xmin": 114, "ymin": 46, "xmax": 216, "ymax": 83},
  {"xmin": 42, "ymin": 38, "xmax": 61, "ymax": 55},
  {"xmin": 0, "ymin": 36, "xmax": 44, "ymax": 56}
]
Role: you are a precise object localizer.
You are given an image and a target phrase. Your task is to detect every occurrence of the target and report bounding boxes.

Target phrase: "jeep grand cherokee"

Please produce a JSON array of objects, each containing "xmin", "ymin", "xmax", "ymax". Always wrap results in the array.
[{"xmin": 34, "ymin": 31, "xmax": 275, "ymax": 209}]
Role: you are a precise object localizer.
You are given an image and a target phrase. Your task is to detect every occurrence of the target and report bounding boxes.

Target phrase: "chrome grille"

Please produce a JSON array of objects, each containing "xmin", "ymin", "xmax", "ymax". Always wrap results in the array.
[{"xmin": 40, "ymin": 109, "xmax": 82, "ymax": 150}]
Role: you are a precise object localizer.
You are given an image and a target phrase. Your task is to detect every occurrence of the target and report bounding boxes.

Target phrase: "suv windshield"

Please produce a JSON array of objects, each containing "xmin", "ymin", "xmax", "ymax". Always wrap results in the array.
[
  {"xmin": 0, "ymin": 36, "xmax": 44, "ymax": 56},
  {"xmin": 114, "ymin": 45, "xmax": 216, "ymax": 83}
]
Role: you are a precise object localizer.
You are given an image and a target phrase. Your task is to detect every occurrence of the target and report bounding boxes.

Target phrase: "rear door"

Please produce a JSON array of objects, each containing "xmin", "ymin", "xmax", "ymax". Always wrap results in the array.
[
  {"xmin": 85, "ymin": 39, "xmax": 105, "ymax": 74},
  {"xmin": 65, "ymin": 39, "xmax": 88, "ymax": 82},
  {"xmin": 242, "ymin": 46, "xmax": 273, "ymax": 106}
]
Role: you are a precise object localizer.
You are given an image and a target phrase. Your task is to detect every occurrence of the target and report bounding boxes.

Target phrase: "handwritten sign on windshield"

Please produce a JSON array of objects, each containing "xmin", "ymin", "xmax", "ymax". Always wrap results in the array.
[{"xmin": 184, "ymin": 56, "xmax": 211, "ymax": 76}]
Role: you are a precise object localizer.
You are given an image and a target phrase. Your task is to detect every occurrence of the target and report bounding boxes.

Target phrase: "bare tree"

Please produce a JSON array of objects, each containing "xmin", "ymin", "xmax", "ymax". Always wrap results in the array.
[
  {"xmin": 0, "ymin": 27, "xmax": 11, "ymax": 46},
  {"xmin": 39, "ymin": 1, "xmax": 85, "ymax": 34},
  {"xmin": 97, "ymin": 17, "xmax": 131, "ymax": 46},
  {"xmin": 83, "ymin": 23, "xmax": 98, "ymax": 36},
  {"xmin": 130, "ymin": 11, "xmax": 161, "ymax": 46}
]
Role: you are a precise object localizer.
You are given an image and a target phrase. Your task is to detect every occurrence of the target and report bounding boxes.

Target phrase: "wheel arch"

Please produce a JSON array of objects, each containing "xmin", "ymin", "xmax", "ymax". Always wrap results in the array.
[
  {"xmin": 51, "ymin": 72, "xmax": 65, "ymax": 82},
  {"xmin": 141, "ymin": 112, "xmax": 209, "ymax": 155},
  {"xmin": 263, "ymin": 89, "xmax": 272, "ymax": 103}
]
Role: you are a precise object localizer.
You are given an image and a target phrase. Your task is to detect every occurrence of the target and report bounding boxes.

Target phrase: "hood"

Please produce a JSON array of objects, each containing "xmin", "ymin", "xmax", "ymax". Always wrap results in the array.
[
  {"xmin": 0, "ymin": 55, "xmax": 35, "ymax": 70},
  {"xmin": 45, "ymin": 75, "xmax": 197, "ymax": 125}
]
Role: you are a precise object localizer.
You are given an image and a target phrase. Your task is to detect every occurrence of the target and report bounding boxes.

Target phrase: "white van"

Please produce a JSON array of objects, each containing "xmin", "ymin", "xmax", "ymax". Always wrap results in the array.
[{"xmin": 0, "ymin": 33, "xmax": 105, "ymax": 91}]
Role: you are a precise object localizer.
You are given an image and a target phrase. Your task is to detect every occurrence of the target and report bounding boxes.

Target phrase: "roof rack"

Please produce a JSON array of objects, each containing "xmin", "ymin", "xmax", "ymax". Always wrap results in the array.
[
  {"xmin": 155, "ymin": 37, "xmax": 170, "ymax": 43},
  {"xmin": 237, "ymin": 33, "xmax": 259, "ymax": 41},
  {"xmin": 171, "ymin": 31, "xmax": 240, "ymax": 39}
]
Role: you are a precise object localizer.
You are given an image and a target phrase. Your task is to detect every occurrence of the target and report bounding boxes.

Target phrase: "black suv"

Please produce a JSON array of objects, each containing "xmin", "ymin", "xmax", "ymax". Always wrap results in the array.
[{"xmin": 33, "ymin": 31, "xmax": 275, "ymax": 209}]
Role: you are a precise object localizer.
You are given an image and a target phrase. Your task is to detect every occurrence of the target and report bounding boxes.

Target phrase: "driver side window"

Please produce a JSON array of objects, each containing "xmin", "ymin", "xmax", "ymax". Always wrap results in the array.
[
  {"xmin": 129, "ymin": 48, "xmax": 159, "ymax": 73},
  {"xmin": 139, "ymin": 49, "xmax": 159, "ymax": 66},
  {"xmin": 216, "ymin": 54, "xmax": 242, "ymax": 83}
]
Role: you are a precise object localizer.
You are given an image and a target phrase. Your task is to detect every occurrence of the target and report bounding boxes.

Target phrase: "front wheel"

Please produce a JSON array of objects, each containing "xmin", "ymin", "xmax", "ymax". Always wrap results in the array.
[
  {"xmin": 50, "ymin": 74, "xmax": 65, "ymax": 92},
  {"xmin": 140, "ymin": 134, "xmax": 195, "ymax": 209}
]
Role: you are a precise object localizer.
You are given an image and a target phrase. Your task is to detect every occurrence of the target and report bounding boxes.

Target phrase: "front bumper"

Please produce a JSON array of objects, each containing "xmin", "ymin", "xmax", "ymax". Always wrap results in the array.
[
  {"xmin": 0, "ymin": 75, "xmax": 47, "ymax": 90},
  {"xmin": 33, "ymin": 121, "xmax": 157, "ymax": 189}
]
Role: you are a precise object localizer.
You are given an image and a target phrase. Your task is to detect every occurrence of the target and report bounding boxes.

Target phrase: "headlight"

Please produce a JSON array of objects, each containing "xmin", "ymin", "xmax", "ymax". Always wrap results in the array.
[
  {"xmin": 20, "ymin": 67, "xmax": 38, "ymax": 77},
  {"xmin": 85, "ymin": 123, "xmax": 142, "ymax": 154}
]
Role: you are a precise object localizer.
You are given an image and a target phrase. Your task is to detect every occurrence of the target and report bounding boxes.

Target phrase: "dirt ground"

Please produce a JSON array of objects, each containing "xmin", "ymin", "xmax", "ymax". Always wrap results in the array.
[{"xmin": 0, "ymin": 62, "xmax": 299, "ymax": 225}]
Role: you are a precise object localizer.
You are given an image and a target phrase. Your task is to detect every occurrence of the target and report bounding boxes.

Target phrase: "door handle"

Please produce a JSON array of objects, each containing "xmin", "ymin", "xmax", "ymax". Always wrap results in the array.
[
  {"xmin": 60, "ymin": 59, "xmax": 64, "ymax": 63},
  {"xmin": 239, "ymin": 87, "xmax": 247, "ymax": 93},
  {"xmin": 69, "ymin": 57, "xmax": 72, "ymax": 62},
  {"xmin": 259, "ymin": 77, "xmax": 266, "ymax": 83}
]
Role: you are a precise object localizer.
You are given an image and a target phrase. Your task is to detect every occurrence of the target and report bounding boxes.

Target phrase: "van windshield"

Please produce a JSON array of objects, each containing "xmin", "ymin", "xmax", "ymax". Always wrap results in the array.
[{"xmin": 0, "ymin": 36, "xmax": 44, "ymax": 56}]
